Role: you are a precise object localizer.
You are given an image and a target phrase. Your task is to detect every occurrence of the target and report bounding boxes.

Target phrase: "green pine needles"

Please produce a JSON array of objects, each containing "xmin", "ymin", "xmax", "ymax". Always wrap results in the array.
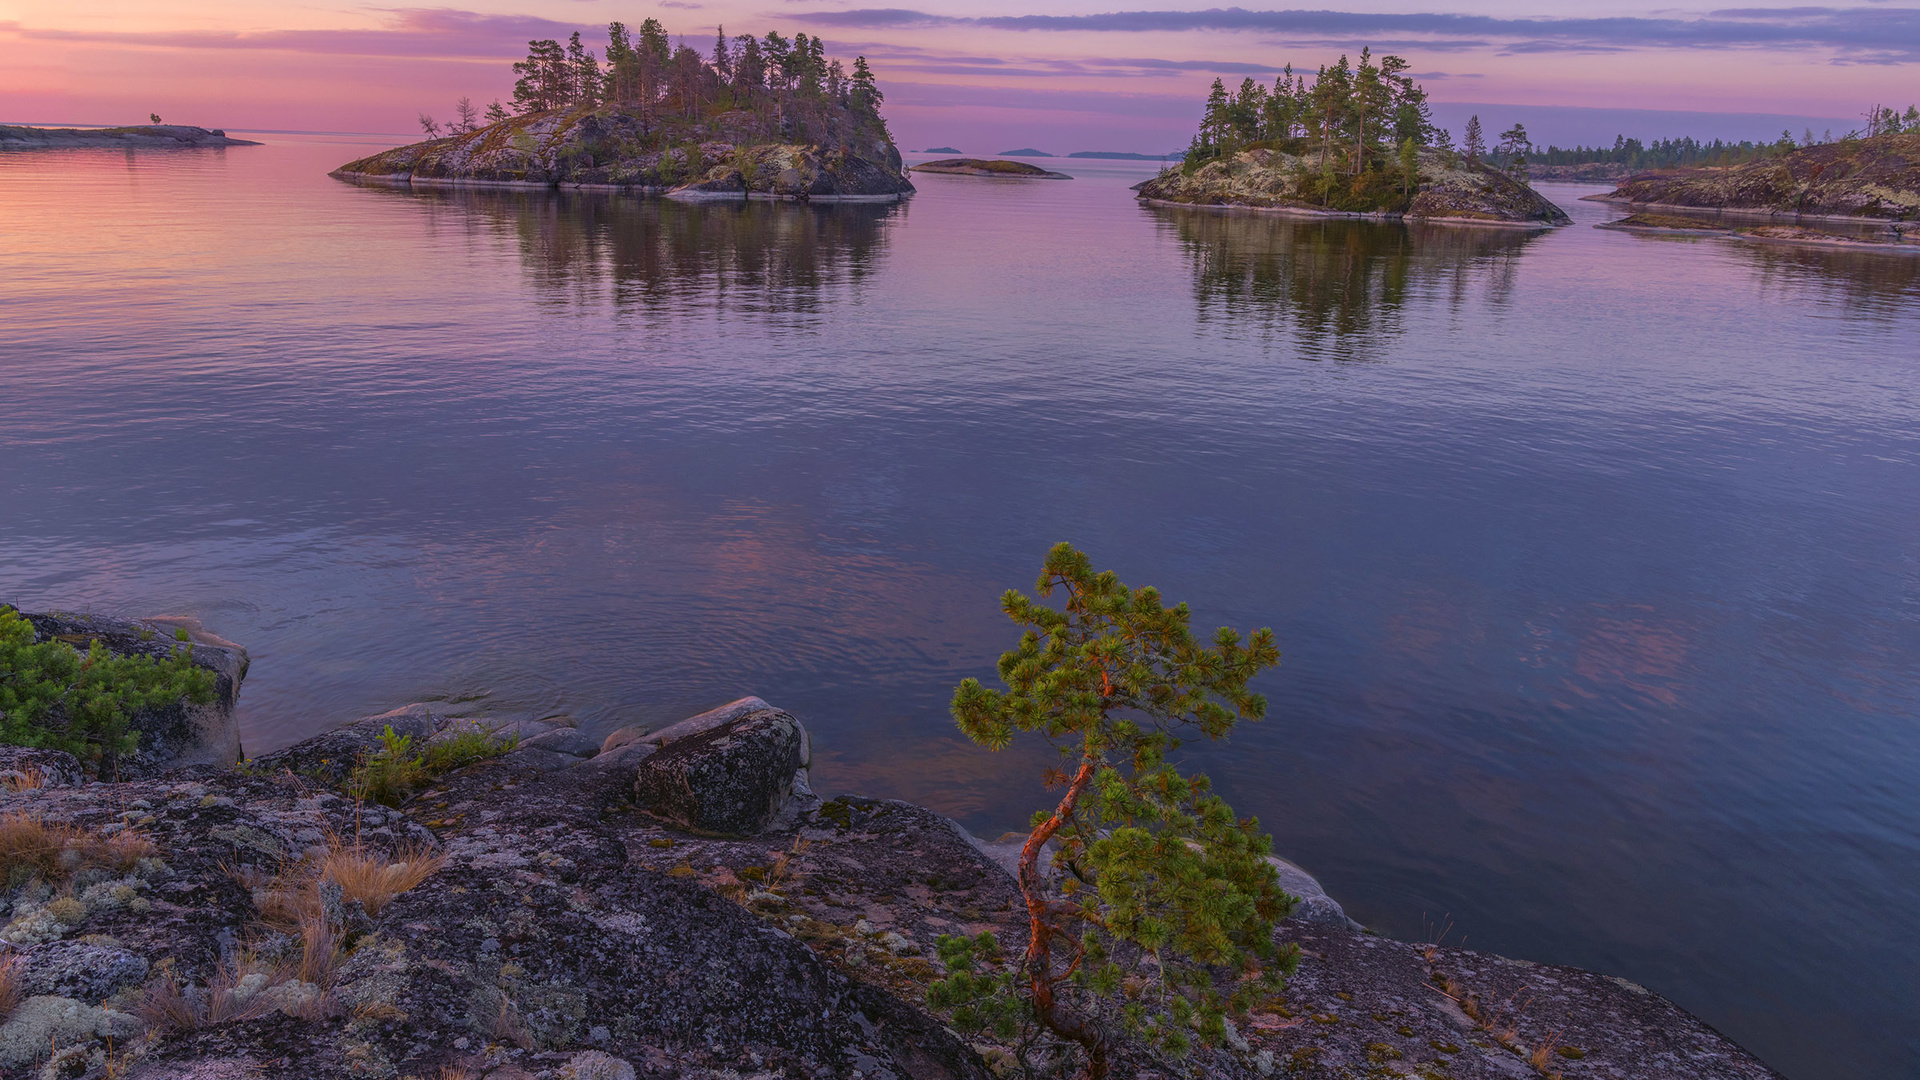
[
  {"xmin": 935, "ymin": 544, "xmax": 1299, "ymax": 1079},
  {"xmin": 0, "ymin": 606, "xmax": 215, "ymax": 773}
]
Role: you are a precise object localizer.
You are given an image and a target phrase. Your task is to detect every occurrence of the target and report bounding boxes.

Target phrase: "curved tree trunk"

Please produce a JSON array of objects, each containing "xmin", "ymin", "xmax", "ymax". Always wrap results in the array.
[{"xmin": 1017, "ymin": 754, "xmax": 1108, "ymax": 1080}]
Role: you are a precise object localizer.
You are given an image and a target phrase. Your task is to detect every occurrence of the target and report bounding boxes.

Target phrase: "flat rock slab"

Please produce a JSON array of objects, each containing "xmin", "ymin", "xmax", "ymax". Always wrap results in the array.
[
  {"xmin": 0, "ymin": 124, "xmax": 258, "ymax": 148},
  {"xmin": 634, "ymin": 709, "xmax": 805, "ymax": 836}
]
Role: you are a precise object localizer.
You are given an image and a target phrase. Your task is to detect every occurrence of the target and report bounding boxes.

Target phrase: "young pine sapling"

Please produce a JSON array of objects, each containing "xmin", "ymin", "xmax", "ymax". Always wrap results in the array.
[{"xmin": 933, "ymin": 544, "xmax": 1298, "ymax": 1079}]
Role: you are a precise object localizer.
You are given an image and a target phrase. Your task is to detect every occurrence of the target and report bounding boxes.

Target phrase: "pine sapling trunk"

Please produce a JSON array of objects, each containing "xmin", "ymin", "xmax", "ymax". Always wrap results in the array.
[{"xmin": 1018, "ymin": 753, "xmax": 1108, "ymax": 1079}]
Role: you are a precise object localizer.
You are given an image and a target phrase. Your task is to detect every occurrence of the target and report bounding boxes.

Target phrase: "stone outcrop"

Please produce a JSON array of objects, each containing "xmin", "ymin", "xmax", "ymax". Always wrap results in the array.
[
  {"xmin": 12, "ymin": 610, "xmax": 249, "ymax": 777},
  {"xmin": 1137, "ymin": 147, "xmax": 1571, "ymax": 226},
  {"xmin": 634, "ymin": 708, "xmax": 810, "ymax": 837},
  {"xmin": 332, "ymin": 107, "xmax": 913, "ymax": 202},
  {"xmin": 0, "ymin": 125, "xmax": 258, "ymax": 150},
  {"xmin": 0, "ymin": 680, "xmax": 1785, "ymax": 1080},
  {"xmin": 910, "ymin": 158, "xmax": 1073, "ymax": 179},
  {"xmin": 1587, "ymin": 133, "xmax": 1920, "ymax": 221}
]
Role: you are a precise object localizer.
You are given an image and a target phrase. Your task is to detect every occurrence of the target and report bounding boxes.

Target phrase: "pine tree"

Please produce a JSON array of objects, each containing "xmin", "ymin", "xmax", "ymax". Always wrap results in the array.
[
  {"xmin": 1497, "ymin": 122, "xmax": 1531, "ymax": 180},
  {"xmin": 454, "ymin": 96, "xmax": 479, "ymax": 134},
  {"xmin": 1400, "ymin": 137, "xmax": 1418, "ymax": 195},
  {"xmin": 850, "ymin": 56, "xmax": 882, "ymax": 112},
  {"xmin": 485, "ymin": 100, "xmax": 508, "ymax": 124},
  {"xmin": 934, "ymin": 544, "xmax": 1296, "ymax": 1080},
  {"xmin": 711, "ymin": 27, "xmax": 733, "ymax": 85},
  {"xmin": 418, "ymin": 113, "xmax": 440, "ymax": 137},
  {"xmin": 566, "ymin": 32, "xmax": 599, "ymax": 105},
  {"xmin": 1463, "ymin": 115, "xmax": 1485, "ymax": 163},
  {"xmin": 511, "ymin": 39, "xmax": 569, "ymax": 113},
  {"xmin": 1200, "ymin": 78, "xmax": 1230, "ymax": 155}
]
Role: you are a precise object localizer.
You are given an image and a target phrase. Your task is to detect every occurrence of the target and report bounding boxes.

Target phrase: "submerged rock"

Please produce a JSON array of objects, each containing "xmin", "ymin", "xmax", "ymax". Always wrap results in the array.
[{"xmin": 1137, "ymin": 146, "xmax": 1570, "ymax": 226}]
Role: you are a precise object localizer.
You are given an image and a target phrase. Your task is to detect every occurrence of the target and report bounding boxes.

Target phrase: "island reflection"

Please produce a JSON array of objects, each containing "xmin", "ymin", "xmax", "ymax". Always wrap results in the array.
[
  {"xmin": 365, "ymin": 184, "xmax": 902, "ymax": 317},
  {"xmin": 1149, "ymin": 206, "xmax": 1544, "ymax": 359}
]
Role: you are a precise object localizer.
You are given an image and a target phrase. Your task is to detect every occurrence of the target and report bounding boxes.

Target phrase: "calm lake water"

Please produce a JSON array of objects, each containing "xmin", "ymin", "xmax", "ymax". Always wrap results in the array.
[{"xmin": 3, "ymin": 137, "xmax": 1917, "ymax": 1079}]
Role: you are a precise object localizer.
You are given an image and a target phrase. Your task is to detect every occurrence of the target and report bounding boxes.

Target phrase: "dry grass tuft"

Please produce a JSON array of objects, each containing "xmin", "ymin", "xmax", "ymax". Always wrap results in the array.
[
  {"xmin": 1, "ymin": 767, "xmax": 45, "ymax": 793},
  {"xmin": 0, "ymin": 811, "xmax": 154, "ymax": 886},
  {"xmin": 246, "ymin": 833, "xmax": 446, "ymax": 938},
  {"xmin": 0, "ymin": 954, "xmax": 21, "ymax": 1021},
  {"xmin": 134, "ymin": 956, "xmax": 280, "ymax": 1032}
]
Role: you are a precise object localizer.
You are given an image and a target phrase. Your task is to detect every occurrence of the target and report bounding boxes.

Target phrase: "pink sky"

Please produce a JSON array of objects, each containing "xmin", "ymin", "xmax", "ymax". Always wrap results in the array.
[{"xmin": 2, "ymin": 1, "xmax": 1910, "ymax": 151}]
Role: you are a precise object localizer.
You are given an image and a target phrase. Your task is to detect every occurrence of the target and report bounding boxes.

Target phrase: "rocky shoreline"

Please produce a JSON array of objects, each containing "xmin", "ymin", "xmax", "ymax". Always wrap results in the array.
[
  {"xmin": 0, "ymin": 125, "xmax": 259, "ymax": 150},
  {"xmin": 0, "ymin": 611, "xmax": 1783, "ymax": 1079},
  {"xmin": 1585, "ymin": 133, "xmax": 1919, "ymax": 223},
  {"xmin": 1597, "ymin": 210, "xmax": 1920, "ymax": 252}
]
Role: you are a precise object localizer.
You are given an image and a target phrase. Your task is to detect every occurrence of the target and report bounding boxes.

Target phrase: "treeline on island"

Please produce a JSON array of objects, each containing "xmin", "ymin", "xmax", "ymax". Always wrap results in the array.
[
  {"xmin": 419, "ymin": 21, "xmax": 885, "ymax": 148},
  {"xmin": 1532, "ymin": 104, "xmax": 1920, "ymax": 172}
]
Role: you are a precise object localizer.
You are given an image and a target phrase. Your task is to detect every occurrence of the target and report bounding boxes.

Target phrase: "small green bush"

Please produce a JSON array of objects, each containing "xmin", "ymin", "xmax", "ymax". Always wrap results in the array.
[
  {"xmin": 347, "ymin": 724, "xmax": 517, "ymax": 806},
  {"xmin": 0, "ymin": 607, "xmax": 214, "ymax": 772}
]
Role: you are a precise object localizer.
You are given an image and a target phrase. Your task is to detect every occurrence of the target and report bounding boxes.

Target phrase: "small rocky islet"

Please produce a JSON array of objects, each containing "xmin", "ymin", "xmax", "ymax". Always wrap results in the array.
[
  {"xmin": 910, "ymin": 159, "xmax": 1073, "ymax": 180},
  {"xmin": 0, "ymin": 610, "xmax": 1784, "ymax": 1079},
  {"xmin": 331, "ymin": 101, "xmax": 912, "ymax": 203},
  {"xmin": 1134, "ymin": 148, "xmax": 1571, "ymax": 227},
  {"xmin": 0, "ymin": 125, "xmax": 258, "ymax": 150}
]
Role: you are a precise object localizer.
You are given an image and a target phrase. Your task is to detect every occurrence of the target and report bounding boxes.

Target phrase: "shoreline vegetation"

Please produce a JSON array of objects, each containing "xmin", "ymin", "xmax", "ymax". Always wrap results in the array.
[
  {"xmin": 0, "ymin": 602, "xmax": 1788, "ymax": 1079},
  {"xmin": 0, "ymin": 124, "xmax": 257, "ymax": 150},
  {"xmin": 1584, "ymin": 132, "xmax": 1919, "ymax": 230},
  {"xmin": 333, "ymin": 20, "xmax": 911, "ymax": 201},
  {"xmin": 1134, "ymin": 50, "xmax": 1569, "ymax": 225}
]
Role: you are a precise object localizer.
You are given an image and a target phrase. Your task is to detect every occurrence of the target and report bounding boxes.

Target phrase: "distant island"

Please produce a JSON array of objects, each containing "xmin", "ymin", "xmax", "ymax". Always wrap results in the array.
[
  {"xmin": 0, "ymin": 124, "xmax": 257, "ymax": 149},
  {"xmin": 333, "ymin": 23, "xmax": 911, "ymax": 201},
  {"xmin": 920, "ymin": 145, "xmax": 960, "ymax": 154},
  {"xmin": 1068, "ymin": 151, "xmax": 1186, "ymax": 160},
  {"xmin": 1135, "ymin": 51, "xmax": 1568, "ymax": 226},
  {"xmin": 1586, "ymin": 131, "xmax": 1920, "ymax": 225},
  {"xmin": 997, "ymin": 147, "xmax": 1050, "ymax": 157},
  {"xmin": 911, "ymin": 158, "xmax": 1072, "ymax": 179}
]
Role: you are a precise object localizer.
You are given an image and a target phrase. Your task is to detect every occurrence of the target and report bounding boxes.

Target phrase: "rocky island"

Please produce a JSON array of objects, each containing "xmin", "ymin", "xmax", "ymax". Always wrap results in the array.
[
  {"xmin": 1585, "ymin": 132, "xmax": 1920, "ymax": 223},
  {"xmin": 1138, "ymin": 148, "xmax": 1569, "ymax": 226},
  {"xmin": 0, "ymin": 125, "xmax": 257, "ymax": 150},
  {"xmin": 0, "ymin": 605, "xmax": 1785, "ymax": 1080},
  {"xmin": 910, "ymin": 159, "xmax": 1073, "ymax": 180},
  {"xmin": 1139, "ymin": 54, "xmax": 1567, "ymax": 226},
  {"xmin": 333, "ymin": 26, "xmax": 910, "ymax": 202}
]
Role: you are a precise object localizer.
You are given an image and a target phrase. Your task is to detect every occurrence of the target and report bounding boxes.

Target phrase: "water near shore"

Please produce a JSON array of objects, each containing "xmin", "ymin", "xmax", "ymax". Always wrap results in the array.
[{"xmin": 3, "ymin": 139, "xmax": 1917, "ymax": 1079}]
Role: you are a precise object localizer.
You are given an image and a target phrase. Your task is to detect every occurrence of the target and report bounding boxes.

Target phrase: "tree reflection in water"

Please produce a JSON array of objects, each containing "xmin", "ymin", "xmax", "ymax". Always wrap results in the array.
[
  {"xmin": 1150, "ymin": 205, "xmax": 1543, "ymax": 360},
  {"xmin": 363, "ymin": 184, "xmax": 901, "ymax": 322}
]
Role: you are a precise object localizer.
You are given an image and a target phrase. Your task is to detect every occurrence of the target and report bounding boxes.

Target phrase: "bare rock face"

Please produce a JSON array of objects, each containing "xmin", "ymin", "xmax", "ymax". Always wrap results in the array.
[
  {"xmin": 13, "ymin": 610, "xmax": 248, "ymax": 777},
  {"xmin": 1136, "ymin": 146, "xmax": 1569, "ymax": 226},
  {"xmin": 0, "ymin": 124, "xmax": 258, "ymax": 149},
  {"xmin": 634, "ymin": 708, "xmax": 807, "ymax": 837}
]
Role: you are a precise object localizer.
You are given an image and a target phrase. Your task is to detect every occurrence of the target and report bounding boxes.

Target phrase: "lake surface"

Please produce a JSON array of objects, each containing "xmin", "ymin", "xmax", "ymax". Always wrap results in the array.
[{"xmin": 3, "ymin": 137, "xmax": 1917, "ymax": 1079}]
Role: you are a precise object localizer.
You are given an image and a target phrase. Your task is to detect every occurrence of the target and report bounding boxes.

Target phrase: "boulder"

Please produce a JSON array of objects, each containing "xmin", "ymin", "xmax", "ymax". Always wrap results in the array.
[
  {"xmin": 634, "ymin": 709, "xmax": 806, "ymax": 837},
  {"xmin": 12, "ymin": 610, "xmax": 249, "ymax": 777}
]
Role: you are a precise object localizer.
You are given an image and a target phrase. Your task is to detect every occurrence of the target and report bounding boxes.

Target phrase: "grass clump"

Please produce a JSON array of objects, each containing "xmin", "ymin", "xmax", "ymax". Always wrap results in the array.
[
  {"xmin": 0, "ymin": 606, "xmax": 215, "ymax": 773},
  {"xmin": 0, "ymin": 810, "xmax": 155, "ymax": 889},
  {"xmin": 346, "ymin": 724, "xmax": 517, "ymax": 806}
]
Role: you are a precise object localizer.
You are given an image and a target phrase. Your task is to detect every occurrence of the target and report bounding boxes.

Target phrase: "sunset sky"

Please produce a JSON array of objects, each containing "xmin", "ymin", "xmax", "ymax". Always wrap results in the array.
[{"xmin": 2, "ymin": 1, "xmax": 1913, "ymax": 151}]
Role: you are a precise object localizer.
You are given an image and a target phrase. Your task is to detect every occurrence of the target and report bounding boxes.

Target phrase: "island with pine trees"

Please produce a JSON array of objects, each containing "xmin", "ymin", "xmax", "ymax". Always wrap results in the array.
[
  {"xmin": 1, "ymin": 124, "xmax": 257, "ymax": 150},
  {"xmin": 332, "ymin": 23, "xmax": 912, "ymax": 201},
  {"xmin": 1135, "ymin": 51, "xmax": 1569, "ymax": 226}
]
